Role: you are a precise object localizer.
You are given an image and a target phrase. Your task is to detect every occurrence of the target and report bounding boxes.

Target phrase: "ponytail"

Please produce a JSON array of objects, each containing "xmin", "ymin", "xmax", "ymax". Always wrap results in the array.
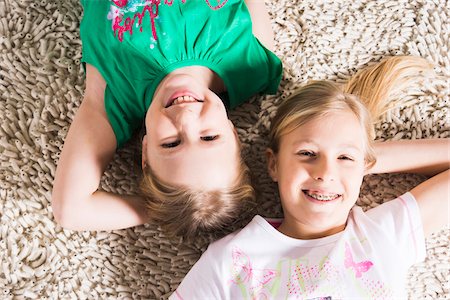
[{"xmin": 343, "ymin": 56, "xmax": 434, "ymax": 120}]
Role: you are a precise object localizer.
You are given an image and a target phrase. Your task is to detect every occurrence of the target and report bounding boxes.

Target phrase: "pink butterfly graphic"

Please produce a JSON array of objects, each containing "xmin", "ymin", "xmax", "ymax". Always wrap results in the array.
[
  {"xmin": 230, "ymin": 247, "xmax": 278, "ymax": 292},
  {"xmin": 344, "ymin": 243, "xmax": 373, "ymax": 278}
]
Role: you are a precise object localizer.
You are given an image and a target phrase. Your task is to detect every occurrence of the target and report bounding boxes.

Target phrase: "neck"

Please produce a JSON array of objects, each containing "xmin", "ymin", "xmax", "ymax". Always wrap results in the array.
[
  {"xmin": 278, "ymin": 217, "xmax": 346, "ymax": 240},
  {"xmin": 172, "ymin": 66, "xmax": 226, "ymax": 94}
]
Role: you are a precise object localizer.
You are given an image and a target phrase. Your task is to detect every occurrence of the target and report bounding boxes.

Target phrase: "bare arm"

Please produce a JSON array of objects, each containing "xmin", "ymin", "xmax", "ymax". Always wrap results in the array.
[
  {"xmin": 245, "ymin": 0, "xmax": 275, "ymax": 51},
  {"xmin": 369, "ymin": 138, "xmax": 450, "ymax": 237},
  {"xmin": 369, "ymin": 139, "xmax": 449, "ymax": 176},
  {"xmin": 413, "ymin": 169, "xmax": 449, "ymax": 237},
  {"xmin": 52, "ymin": 64, "xmax": 149, "ymax": 231}
]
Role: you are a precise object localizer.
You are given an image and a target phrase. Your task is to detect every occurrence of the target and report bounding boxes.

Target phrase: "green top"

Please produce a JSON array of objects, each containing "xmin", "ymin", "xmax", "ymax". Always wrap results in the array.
[{"xmin": 80, "ymin": 0, "xmax": 282, "ymax": 148}]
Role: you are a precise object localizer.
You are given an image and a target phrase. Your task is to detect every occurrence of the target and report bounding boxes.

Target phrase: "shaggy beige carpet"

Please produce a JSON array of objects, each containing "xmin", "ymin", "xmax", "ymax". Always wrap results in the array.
[{"xmin": 0, "ymin": 0, "xmax": 449, "ymax": 299}]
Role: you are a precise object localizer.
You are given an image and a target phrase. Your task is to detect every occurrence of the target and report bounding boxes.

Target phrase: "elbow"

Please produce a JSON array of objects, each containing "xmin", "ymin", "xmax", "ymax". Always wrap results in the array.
[
  {"xmin": 51, "ymin": 203, "xmax": 71, "ymax": 230},
  {"xmin": 51, "ymin": 191, "xmax": 85, "ymax": 231},
  {"xmin": 51, "ymin": 190, "xmax": 64, "ymax": 226},
  {"xmin": 51, "ymin": 195, "xmax": 73, "ymax": 230}
]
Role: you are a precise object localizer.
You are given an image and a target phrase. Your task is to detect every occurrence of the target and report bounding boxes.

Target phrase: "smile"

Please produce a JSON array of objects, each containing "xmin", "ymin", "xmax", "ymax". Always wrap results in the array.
[
  {"xmin": 165, "ymin": 95, "xmax": 204, "ymax": 108},
  {"xmin": 303, "ymin": 190, "xmax": 342, "ymax": 202}
]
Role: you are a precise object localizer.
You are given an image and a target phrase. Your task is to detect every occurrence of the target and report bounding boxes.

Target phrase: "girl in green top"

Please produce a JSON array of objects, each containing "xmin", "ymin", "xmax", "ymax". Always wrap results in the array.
[{"xmin": 51, "ymin": 0, "xmax": 283, "ymax": 237}]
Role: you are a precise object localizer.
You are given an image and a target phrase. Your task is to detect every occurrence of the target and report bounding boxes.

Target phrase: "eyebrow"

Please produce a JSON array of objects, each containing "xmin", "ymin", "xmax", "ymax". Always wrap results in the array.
[
  {"xmin": 159, "ymin": 139, "xmax": 226, "ymax": 157},
  {"xmin": 292, "ymin": 140, "xmax": 363, "ymax": 152},
  {"xmin": 339, "ymin": 144, "xmax": 364, "ymax": 153}
]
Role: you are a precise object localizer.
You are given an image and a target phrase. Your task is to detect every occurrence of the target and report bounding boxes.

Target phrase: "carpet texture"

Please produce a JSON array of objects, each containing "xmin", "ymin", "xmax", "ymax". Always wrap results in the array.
[{"xmin": 0, "ymin": 0, "xmax": 449, "ymax": 299}]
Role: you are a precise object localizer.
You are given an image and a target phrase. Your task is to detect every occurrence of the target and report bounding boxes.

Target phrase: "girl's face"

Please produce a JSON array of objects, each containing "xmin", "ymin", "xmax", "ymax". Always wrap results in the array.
[
  {"xmin": 267, "ymin": 110, "xmax": 367, "ymax": 239},
  {"xmin": 143, "ymin": 72, "xmax": 239, "ymax": 190}
]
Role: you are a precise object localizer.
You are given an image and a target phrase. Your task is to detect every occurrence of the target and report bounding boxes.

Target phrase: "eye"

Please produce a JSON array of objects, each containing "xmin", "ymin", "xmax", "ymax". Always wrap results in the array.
[
  {"xmin": 297, "ymin": 150, "xmax": 315, "ymax": 157},
  {"xmin": 161, "ymin": 140, "xmax": 180, "ymax": 148},
  {"xmin": 201, "ymin": 135, "xmax": 219, "ymax": 141},
  {"xmin": 338, "ymin": 155, "xmax": 354, "ymax": 161}
]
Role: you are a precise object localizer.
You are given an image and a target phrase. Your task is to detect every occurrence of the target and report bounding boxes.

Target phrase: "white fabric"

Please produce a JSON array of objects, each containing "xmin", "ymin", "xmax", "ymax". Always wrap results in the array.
[{"xmin": 171, "ymin": 192, "xmax": 425, "ymax": 300}]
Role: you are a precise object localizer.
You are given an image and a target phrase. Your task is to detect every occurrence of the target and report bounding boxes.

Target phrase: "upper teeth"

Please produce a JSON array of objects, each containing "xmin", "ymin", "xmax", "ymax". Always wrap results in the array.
[
  {"xmin": 305, "ymin": 191, "xmax": 340, "ymax": 201},
  {"xmin": 172, "ymin": 95, "xmax": 198, "ymax": 105}
]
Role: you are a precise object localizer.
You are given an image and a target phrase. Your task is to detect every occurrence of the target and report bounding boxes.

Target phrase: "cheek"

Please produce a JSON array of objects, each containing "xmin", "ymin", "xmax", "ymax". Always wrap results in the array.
[
  {"xmin": 150, "ymin": 116, "xmax": 175, "ymax": 137},
  {"xmin": 278, "ymin": 170, "xmax": 303, "ymax": 200},
  {"xmin": 348, "ymin": 170, "xmax": 364, "ymax": 194},
  {"xmin": 207, "ymin": 106, "xmax": 228, "ymax": 123},
  {"xmin": 145, "ymin": 109, "xmax": 161, "ymax": 134}
]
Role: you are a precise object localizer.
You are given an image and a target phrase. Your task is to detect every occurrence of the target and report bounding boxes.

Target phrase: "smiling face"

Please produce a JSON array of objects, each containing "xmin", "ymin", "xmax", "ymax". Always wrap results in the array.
[
  {"xmin": 267, "ymin": 109, "xmax": 367, "ymax": 239},
  {"xmin": 143, "ymin": 71, "xmax": 239, "ymax": 191}
]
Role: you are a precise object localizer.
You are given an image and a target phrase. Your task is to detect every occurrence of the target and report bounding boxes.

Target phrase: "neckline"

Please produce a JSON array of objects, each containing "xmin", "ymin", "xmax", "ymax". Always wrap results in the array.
[{"xmin": 253, "ymin": 215, "xmax": 345, "ymax": 247}]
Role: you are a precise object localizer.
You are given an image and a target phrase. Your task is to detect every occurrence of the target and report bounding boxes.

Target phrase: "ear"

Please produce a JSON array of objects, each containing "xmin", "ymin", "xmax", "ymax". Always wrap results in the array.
[
  {"xmin": 363, "ymin": 157, "xmax": 376, "ymax": 175},
  {"xmin": 229, "ymin": 120, "xmax": 237, "ymax": 134},
  {"xmin": 266, "ymin": 148, "xmax": 278, "ymax": 182},
  {"xmin": 363, "ymin": 162, "xmax": 371, "ymax": 176},
  {"xmin": 229, "ymin": 120, "xmax": 241, "ymax": 143},
  {"xmin": 141, "ymin": 134, "xmax": 147, "ymax": 170}
]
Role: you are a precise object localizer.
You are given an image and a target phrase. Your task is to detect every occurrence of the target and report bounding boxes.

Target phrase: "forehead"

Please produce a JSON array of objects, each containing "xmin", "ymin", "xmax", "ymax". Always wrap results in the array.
[
  {"xmin": 148, "ymin": 141, "xmax": 239, "ymax": 189},
  {"xmin": 281, "ymin": 110, "xmax": 366, "ymax": 149}
]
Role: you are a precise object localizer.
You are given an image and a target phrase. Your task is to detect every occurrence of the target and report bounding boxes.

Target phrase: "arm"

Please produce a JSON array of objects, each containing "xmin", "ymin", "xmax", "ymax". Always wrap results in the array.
[
  {"xmin": 369, "ymin": 139, "xmax": 449, "ymax": 176},
  {"xmin": 244, "ymin": 0, "xmax": 275, "ymax": 51},
  {"xmin": 51, "ymin": 64, "xmax": 149, "ymax": 231},
  {"xmin": 413, "ymin": 169, "xmax": 449, "ymax": 237},
  {"xmin": 368, "ymin": 138, "xmax": 450, "ymax": 237}
]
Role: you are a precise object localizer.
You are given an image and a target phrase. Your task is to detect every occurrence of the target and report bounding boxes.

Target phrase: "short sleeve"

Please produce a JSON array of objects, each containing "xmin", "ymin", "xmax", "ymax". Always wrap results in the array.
[
  {"xmin": 103, "ymin": 86, "xmax": 135, "ymax": 148},
  {"xmin": 80, "ymin": 1, "xmax": 148, "ymax": 148},
  {"xmin": 169, "ymin": 246, "xmax": 224, "ymax": 300},
  {"xmin": 365, "ymin": 192, "xmax": 426, "ymax": 265}
]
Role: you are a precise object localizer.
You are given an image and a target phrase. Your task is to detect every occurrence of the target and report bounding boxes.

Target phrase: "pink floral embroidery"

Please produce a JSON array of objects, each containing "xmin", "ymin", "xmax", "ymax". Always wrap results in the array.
[
  {"xmin": 205, "ymin": 0, "xmax": 228, "ymax": 10},
  {"xmin": 112, "ymin": 0, "xmax": 160, "ymax": 42},
  {"xmin": 110, "ymin": 0, "xmax": 228, "ymax": 42},
  {"xmin": 112, "ymin": 0, "xmax": 128, "ymax": 7},
  {"xmin": 164, "ymin": 0, "xmax": 186, "ymax": 4}
]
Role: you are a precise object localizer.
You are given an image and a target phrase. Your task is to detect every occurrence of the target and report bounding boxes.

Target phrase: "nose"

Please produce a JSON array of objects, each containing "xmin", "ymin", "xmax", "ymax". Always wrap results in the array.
[
  {"xmin": 178, "ymin": 112, "xmax": 199, "ymax": 140},
  {"xmin": 167, "ymin": 105, "xmax": 202, "ymax": 141},
  {"xmin": 166, "ymin": 102, "xmax": 202, "ymax": 121},
  {"xmin": 311, "ymin": 157, "xmax": 336, "ymax": 182}
]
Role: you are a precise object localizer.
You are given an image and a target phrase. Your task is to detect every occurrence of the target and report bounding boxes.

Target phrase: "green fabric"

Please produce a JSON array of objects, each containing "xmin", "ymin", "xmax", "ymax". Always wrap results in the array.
[{"xmin": 80, "ymin": 0, "xmax": 282, "ymax": 148}]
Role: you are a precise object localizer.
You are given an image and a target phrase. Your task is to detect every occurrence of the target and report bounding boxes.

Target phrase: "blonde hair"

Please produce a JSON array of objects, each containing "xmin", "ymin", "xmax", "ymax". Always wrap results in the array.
[
  {"xmin": 140, "ymin": 156, "xmax": 254, "ymax": 239},
  {"xmin": 269, "ymin": 56, "xmax": 433, "ymax": 167},
  {"xmin": 343, "ymin": 56, "xmax": 433, "ymax": 117}
]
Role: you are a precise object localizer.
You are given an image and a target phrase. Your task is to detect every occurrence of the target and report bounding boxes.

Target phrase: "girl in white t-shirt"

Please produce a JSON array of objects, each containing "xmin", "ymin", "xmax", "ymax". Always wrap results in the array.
[{"xmin": 170, "ymin": 56, "xmax": 449, "ymax": 299}]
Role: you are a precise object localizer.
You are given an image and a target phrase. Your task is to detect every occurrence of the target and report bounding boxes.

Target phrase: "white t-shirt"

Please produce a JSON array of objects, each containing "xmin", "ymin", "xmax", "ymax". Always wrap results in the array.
[{"xmin": 170, "ymin": 193, "xmax": 425, "ymax": 300}]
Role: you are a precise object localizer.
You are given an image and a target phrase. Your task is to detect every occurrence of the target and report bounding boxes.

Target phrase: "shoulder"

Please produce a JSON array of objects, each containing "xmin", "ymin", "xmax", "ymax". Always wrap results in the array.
[
  {"xmin": 202, "ymin": 216, "xmax": 272, "ymax": 263},
  {"xmin": 348, "ymin": 193, "xmax": 425, "ymax": 261},
  {"xmin": 209, "ymin": 216, "xmax": 266, "ymax": 250},
  {"xmin": 171, "ymin": 217, "xmax": 268, "ymax": 298},
  {"xmin": 84, "ymin": 64, "xmax": 107, "ymax": 105},
  {"xmin": 348, "ymin": 193, "xmax": 421, "ymax": 232},
  {"xmin": 361, "ymin": 192, "xmax": 420, "ymax": 223}
]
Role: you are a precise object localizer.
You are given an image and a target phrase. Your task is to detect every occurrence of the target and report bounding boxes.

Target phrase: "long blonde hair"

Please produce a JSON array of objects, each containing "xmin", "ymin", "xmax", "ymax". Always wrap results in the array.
[
  {"xmin": 343, "ymin": 56, "xmax": 433, "ymax": 117},
  {"xmin": 269, "ymin": 56, "xmax": 433, "ymax": 167}
]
